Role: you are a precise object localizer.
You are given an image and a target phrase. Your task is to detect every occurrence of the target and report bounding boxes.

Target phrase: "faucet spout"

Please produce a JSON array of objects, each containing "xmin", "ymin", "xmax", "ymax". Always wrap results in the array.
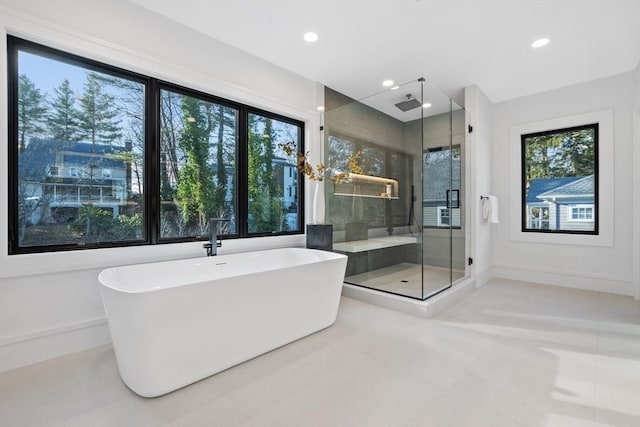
[{"xmin": 204, "ymin": 218, "xmax": 229, "ymax": 256}]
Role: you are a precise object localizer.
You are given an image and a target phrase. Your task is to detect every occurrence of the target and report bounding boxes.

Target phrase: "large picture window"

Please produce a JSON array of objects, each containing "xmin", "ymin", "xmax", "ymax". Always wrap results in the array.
[
  {"xmin": 8, "ymin": 36, "xmax": 303, "ymax": 254},
  {"xmin": 247, "ymin": 112, "xmax": 301, "ymax": 234},
  {"xmin": 10, "ymin": 41, "xmax": 147, "ymax": 249},
  {"xmin": 521, "ymin": 124, "xmax": 598, "ymax": 234},
  {"xmin": 159, "ymin": 87, "xmax": 238, "ymax": 239}
]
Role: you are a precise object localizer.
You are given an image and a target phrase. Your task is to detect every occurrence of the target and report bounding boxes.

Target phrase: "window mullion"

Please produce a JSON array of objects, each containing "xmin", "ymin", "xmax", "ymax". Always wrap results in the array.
[
  {"xmin": 147, "ymin": 79, "xmax": 160, "ymax": 245},
  {"xmin": 237, "ymin": 106, "xmax": 249, "ymax": 238},
  {"xmin": 7, "ymin": 37, "xmax": 20, "ymax": 254}
]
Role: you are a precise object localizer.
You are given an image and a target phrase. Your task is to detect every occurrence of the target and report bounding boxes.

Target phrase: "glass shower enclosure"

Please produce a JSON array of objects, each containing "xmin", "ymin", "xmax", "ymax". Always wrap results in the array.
[{"xmin": 324, "ymin": 78, "xmax": 465, "ymax": 300}]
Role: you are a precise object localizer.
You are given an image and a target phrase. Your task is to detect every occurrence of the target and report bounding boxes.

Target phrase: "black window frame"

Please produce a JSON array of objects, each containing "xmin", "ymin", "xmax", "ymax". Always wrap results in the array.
[
  {"xmin": 155, "ymin": 81, "xmax": 243, "ymax": 244},
  {"xmin": 520, "ymin": 123, "xmax": 599, "ymax": 236},
  {"xmin": 7, "ymin": 36, "xmax": 304, "ymax": 255},
  {"xmin": 245, "ymin": 107, "xmax": 305, "ymax": 237}
]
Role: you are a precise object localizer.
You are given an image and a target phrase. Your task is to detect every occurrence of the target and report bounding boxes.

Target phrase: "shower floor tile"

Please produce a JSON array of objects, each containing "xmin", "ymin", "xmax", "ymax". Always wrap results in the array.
[{"xmin": 345, "ymin": 262, "xmax": 464, "ymax": 299}]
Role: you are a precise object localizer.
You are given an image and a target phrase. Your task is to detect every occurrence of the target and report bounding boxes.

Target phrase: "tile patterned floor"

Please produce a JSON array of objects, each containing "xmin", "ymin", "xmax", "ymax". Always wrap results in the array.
[
  {"xmin": 345, "ymin": 263, "xmax": 465, "ymax": 299},
  {"xmin": 1, "ymin": 278, "xmax": 639, "ymax": 427}
]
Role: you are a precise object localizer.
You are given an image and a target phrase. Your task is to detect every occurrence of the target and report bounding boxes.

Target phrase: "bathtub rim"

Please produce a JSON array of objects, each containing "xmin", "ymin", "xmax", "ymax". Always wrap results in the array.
[{"xmin": 98, "ymin": 247, "xmax": 347, "ymax": 294}]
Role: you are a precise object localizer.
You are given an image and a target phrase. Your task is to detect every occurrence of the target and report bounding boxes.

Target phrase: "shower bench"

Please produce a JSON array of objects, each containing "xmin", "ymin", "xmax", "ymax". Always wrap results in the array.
[
  {"xmin": 333, "ymin": 235, "xmax": 417, "ymax": 253},
  {"xmin": 333, "ymin": 235, "xmax": 419, "ymax": 276}
]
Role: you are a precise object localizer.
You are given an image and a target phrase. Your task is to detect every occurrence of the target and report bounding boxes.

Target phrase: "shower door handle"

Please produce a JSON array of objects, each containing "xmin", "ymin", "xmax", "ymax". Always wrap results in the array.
[{"xmin": 446, "ymin": 190, "xmax": 460, "ymax": 209}]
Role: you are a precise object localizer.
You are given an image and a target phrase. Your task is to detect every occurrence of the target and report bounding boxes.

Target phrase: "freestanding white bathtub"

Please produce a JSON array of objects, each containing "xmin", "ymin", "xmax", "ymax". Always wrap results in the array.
[{"xmin": 98, "ymin": 247, "xmax": 347, "ymax": 397}]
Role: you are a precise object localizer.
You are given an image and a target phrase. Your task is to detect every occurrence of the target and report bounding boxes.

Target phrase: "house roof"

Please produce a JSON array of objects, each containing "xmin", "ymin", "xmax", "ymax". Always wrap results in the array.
[
  {"xmin": 272, "ymin": 156, "xmax": 295, "ymax": 166},
  {"xmin": 423, "ymin": 156, "xmax": 461, "ymax": 201},
  {"xmin": 19, "ymin": 138, "xmax": 129, "ymax": 181},
  {"xmin": 538, "ymin": 175, "xmax": 594, "ymax": 199},
  {"xmin": 526, "ymin": 175, "xmax": 593, "ymax": 203}
]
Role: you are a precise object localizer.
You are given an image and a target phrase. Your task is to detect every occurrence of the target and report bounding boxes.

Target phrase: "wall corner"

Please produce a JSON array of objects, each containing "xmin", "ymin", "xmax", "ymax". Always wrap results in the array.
[{"xmin": 464, "ymin": 84, "xmax": 495, "ymax": 286}]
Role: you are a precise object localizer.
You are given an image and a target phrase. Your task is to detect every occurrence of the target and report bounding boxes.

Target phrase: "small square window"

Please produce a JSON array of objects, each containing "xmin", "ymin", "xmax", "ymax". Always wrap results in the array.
[
  {"xmin": 437, "ymin": 206, "xmax": 450, "ymax": 227},
  {"xmin": 569, "ymin": 205, "xmax": 593, "ymax": 221},
  {"xmin": 522, "ymin": 124, "xmax": 598, "ymax": 235}
]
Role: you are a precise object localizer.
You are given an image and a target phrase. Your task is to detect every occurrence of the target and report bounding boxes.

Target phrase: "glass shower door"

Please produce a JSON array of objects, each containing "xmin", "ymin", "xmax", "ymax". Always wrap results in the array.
[
  {"xmin": 324, "ymin": 78, "xmax": 465, "ymax": 300},
  {"xmin": 421, "ymin": 96, "xmax": 466, "ymax": 299}
]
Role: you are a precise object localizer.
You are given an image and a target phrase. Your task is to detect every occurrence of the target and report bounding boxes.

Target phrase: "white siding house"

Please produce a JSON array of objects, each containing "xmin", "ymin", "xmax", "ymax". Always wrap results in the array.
[
  {"xmin": 525, "ymin": 175, "xmax": 595, "ymax": 232},
  {"xmin": 19, "ymin": 139, "xmax": 131, "ymax": 225}
]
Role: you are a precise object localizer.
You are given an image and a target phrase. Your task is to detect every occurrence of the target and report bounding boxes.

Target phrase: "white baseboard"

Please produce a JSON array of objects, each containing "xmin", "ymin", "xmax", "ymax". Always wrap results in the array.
[
  {"xmin": 476, "ymin": 267, "xmax": 493, "ymax": 287},
  {"xmin": 493, "ymin": 265, "xmax": 633, "ymax": 296},
  {"xmin": 0, "ymin": 318, "xmax": 111, "ymax": 372}
]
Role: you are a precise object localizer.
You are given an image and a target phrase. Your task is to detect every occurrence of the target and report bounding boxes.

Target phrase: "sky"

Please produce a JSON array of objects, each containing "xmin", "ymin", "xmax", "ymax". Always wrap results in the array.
[
  {"xmin": 19, "ymin": 51, "xmax": 88, "ymax": 96},
  {"xmin": 18, "ymin": 48, "xmax": 300, "ymax": 158},
  {"xmin": 19, "ymin": 50, "xmax": 145, "ymax": 147}
]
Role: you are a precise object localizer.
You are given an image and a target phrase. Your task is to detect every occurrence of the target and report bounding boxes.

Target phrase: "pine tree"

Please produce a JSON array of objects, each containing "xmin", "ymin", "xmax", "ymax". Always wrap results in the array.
[
  {"xmin": 560, "ymin": 128, "xmax": 595, "ymax": 176},
  {"xmin": 17, "ymin": 74, "xmax": 47, "ymax": 152},
  {"xmin": 524, "ymin": 127, "xmax": 595, "ymax": 187},
  {"xmin": 77, "ymin": 72, "xmax": 122, "ymax": 144},
  {"xmin": 48, "ymin": 79, "xmax": 81, "ymax": 142},
  {"xmin": 91, "ymin": 74, "xmax": 146, "ymax": 196}
]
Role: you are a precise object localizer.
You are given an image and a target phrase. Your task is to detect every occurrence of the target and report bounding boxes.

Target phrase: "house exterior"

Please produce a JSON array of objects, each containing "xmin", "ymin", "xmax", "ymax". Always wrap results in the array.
[
  {"xmin": 214, "ymin": 156, "xmax": 298, "ymax": 229},
  {"xmin": 19, "ymin": 138, "xmax": 131, "ymax": 224},
  {"xmin": 423, "ymin": 152, "xmax": 461, "ymax": 228},
  {"xmin": 278, "ymin": 158, "xmax": 298, "ymax": 230},
  {"xmin": 273, "ymin": 156, "xmax": 298, "ymax": 212},
  {"xmin": 525, "ymin": 175, "xmax": 595, "ymax": 231}
]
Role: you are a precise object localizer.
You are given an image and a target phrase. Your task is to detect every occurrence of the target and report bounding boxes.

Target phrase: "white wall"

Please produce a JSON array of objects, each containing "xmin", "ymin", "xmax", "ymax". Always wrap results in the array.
[
  {"xmin": 492, "ymin": 72, "xmax": 636, "ymax": 295},
  {"xmin": 0, "ymin": 1, "xmax": 321, "ymax": 371},
  {"xmin": 464, "ymin": 85, "xmax": 494, "ymax": 286}
]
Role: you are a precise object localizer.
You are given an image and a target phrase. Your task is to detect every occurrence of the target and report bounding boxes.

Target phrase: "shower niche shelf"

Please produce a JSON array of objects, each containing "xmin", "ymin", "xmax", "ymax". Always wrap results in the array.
[{"xmin": 334, "ymin": 173, "xmax": 399, "ymax": 200}]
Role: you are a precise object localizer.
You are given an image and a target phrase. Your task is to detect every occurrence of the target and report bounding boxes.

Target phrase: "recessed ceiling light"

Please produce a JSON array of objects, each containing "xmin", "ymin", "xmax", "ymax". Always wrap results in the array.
[
  {"xmin": 303, "ymin": 32, "xmax": 319, "ymax": 43},
  {"xmin": 390, "ymin": 85, "xmax": 400, "ymax": 90},
  {"xmin": 422, "ymin": 103, "xmax": 432, "ymax": 109},
  {"xmin": 531, "ymin": 38, "xmax": 550, "ymax": 48},
  {"xmin": 382, "ymin": 80, "xmax": 394, "ymax": 87}
]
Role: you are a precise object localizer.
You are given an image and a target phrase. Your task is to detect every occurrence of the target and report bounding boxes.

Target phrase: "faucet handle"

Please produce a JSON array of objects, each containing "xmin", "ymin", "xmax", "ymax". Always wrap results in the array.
[{"xmin": 203, "ymin": 242, "xmax": 213, "ymax": 257}]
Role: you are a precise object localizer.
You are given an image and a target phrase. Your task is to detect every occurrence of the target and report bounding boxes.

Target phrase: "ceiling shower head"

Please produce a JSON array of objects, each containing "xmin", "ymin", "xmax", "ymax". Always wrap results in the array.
[{"xmin": 394, "ymin": 94, "xmax": 421, "ymax": 112}]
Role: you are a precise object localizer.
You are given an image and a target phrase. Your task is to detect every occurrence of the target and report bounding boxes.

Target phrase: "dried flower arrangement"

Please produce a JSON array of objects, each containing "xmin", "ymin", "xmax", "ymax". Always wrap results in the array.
[{"xmin": 279, "ymin": 141, "xmax": 362, "ymax": 184}]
